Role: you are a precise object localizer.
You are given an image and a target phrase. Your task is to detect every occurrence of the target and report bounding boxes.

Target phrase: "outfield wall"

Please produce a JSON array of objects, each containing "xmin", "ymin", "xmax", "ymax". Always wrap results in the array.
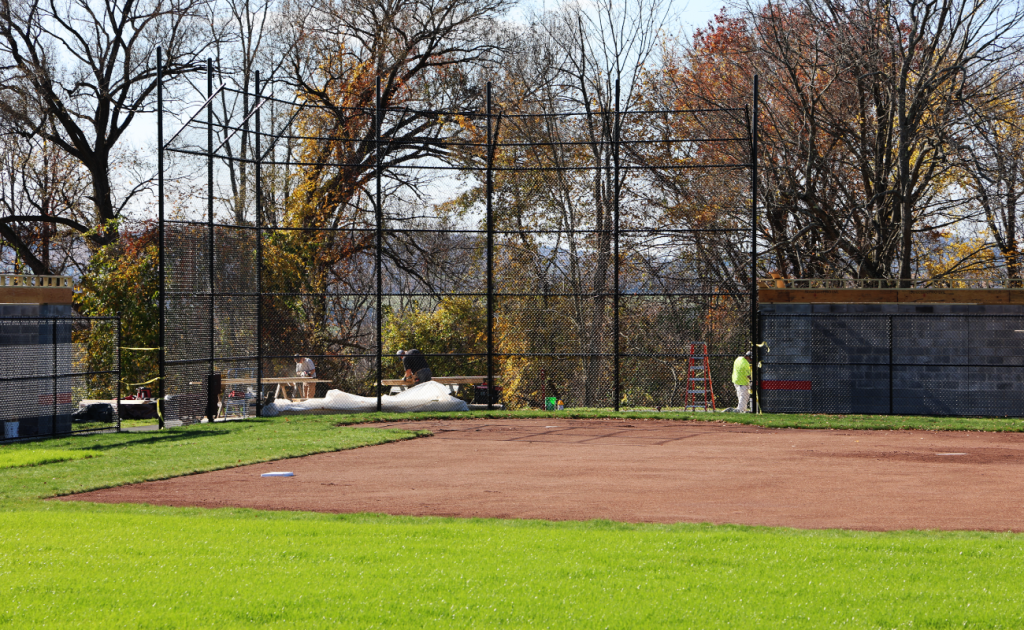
[
  {"xmin": 0, "ymin": 305, "xmax": 75, "ymax": 437},
  {"xmin": 759, "ymin": 304, "xmax": 1024, "ymax": 417}
]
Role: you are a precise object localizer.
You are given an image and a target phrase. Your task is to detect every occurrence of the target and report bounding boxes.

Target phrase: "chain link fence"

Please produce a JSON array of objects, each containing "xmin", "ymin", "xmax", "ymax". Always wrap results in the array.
[
  {"xmin": 159, "ymin": 72, "xmax": 756, "ymax": 420},
  {"xmin": 0, "ymin": 316, "xmax": 121, "ymax": 440}
]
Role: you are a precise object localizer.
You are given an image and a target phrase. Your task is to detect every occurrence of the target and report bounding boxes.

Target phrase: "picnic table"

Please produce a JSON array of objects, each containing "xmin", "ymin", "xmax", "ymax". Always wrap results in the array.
[
  {"xmin": 190, "ymin": 376, "xmax": 332, "ymax": 417},
  {"xmin": 222, "ymin": 377, "xmax": 332, "ymax": 400},
  {"xmin": 380, "ymin": 376, "xmax": 492, "ymax": 396}
]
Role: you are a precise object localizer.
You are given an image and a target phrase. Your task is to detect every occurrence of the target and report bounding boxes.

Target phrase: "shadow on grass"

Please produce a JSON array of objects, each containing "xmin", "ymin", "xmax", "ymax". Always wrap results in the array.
[{"xmin": 78, "ymin": 428, "xmax": 232, "ymax": 452}]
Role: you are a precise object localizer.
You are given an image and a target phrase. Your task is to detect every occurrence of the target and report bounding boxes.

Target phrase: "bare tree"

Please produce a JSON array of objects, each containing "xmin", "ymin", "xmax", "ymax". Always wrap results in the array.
[
  {"xmin": 811, "ymin": 0, "xmax": 1024, "ymax": 282},
  {"xmin": 0, "ymin": 0, "xmax": 218, "ymax": 272},
  {"xmin": 481, "ymin": 0, "xmax": 670, "ymax": 405},
  {"xmin": 200, "ymin": 0, "xmax": 289, "ymax": 225},
  {"xmin": 954, "ymin": 69, "xmax": 1024, "ymax": 281},
  {"xmin": 0, "ymin": 120, "xmax": 91, "ymax": 274}
]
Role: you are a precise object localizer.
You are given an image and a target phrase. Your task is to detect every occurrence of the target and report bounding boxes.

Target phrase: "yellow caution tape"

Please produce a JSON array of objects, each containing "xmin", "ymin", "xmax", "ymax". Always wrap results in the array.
[
  {"xmin": 121, "ymin": 376, "xmax": 163, "ymax": 387},
  {"xmin": 755, "ymin": 341, "xmax": 770, "ymax": 368}
]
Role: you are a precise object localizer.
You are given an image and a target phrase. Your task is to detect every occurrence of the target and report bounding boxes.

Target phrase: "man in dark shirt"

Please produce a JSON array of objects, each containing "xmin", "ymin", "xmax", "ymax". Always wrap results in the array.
[{"xmin": 397, "ymin": 349, "xmax": 432, "ymax": 385}]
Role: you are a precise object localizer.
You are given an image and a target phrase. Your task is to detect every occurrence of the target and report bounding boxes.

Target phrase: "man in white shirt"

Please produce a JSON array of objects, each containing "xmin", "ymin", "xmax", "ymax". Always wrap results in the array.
[{"xmin": 294, "ymin": 355, "xmax": 316, "ymax": 399}]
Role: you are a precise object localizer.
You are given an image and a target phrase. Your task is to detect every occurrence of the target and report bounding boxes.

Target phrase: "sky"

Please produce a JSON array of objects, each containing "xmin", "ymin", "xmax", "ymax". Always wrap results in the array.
[{"xmin": 509, "ymin": 0, "xmax": 729, "ymax": 35}]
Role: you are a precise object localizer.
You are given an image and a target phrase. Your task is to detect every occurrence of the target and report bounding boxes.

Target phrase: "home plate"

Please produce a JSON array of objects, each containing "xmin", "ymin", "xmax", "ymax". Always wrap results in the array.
[
  {"xmin": 261, "ymin": 471, "xmax": 295, "ymax": 477},
  {"xmin": 935, "ymin": 453, "xmax": 967, "ymax": 456}
]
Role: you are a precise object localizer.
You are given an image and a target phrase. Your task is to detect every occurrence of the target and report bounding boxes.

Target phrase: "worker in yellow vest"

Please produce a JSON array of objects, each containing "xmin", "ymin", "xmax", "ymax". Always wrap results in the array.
[{"xmin": 727, "ymin": 350, "xmax": 752, "ymax": 413}]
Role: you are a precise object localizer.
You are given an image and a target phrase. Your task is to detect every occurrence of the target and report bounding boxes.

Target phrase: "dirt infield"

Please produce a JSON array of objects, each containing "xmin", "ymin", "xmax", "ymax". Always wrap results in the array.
[{"xmin": 66, "ymin": 418, "xmax": 1024, "ymax": 531}]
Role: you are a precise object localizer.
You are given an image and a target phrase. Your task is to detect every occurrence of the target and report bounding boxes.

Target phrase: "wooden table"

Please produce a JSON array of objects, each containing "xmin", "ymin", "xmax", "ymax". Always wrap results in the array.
[
  {"xmin": 191, "ymin": 377, "xmax": 332, "ymax": 417},
  {"xmin": 224, "ymin": 377, "xmax": 331, "ymax": 402},
  {"xmin": 380, "ymin": 376, "xmax": 492, "ymax": 396}
]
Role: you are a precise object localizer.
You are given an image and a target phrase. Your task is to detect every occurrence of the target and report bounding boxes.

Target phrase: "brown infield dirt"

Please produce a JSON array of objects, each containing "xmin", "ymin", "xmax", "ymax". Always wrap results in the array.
[{"xmin": 65, "ymin": 418, "xmax": 1024, "ymax": 531}]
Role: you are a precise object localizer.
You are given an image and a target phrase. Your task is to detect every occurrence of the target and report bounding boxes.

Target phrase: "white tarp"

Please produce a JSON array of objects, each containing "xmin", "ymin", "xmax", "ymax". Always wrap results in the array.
[{"xmin": 261, "ymin": 380, "xmax": 469, "ymax": 417}]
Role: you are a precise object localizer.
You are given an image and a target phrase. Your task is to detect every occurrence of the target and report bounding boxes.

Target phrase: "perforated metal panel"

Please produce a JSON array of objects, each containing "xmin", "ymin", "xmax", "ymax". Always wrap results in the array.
[
  {"xmin": 761, "ymin": 313, "xmax": 1024, "ymax": 416},
  {"xmin": 0, "ymin": 317, "xmax": 120, "ymax": 440}
]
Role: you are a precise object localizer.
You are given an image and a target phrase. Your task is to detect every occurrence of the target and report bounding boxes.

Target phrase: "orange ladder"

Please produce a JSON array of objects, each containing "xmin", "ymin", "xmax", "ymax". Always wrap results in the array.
[{"xmin": 682, "ymin": 342, "xmax": 716, "ymax": 412}]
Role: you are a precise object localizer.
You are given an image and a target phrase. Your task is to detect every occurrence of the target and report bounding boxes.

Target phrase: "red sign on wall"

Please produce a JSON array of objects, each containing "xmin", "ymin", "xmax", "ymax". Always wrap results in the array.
[
  {"xmin": 761, "ymin": 380, "xmax": 812, "ymax": 391},
  {"xmin": 37, "ymin": 393, "xmax": 74, "ymax": 405}
]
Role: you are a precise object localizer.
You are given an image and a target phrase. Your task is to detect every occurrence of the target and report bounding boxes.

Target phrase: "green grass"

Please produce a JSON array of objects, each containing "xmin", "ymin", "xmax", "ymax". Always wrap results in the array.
[
  {"xmin": 0, "ymin": 415, "xmax": 424, "ymax": 502},
  {"xmin": 2, "ymin": 411, "xmax": 1024, "ymax": 628},
  {"xmin": 2, "ymin": 503, "xmax": 1024, "ymax": 628},
  {"xmin": 115, "ymin": 418, "xmax": 161, "ymax": 429},
  {"xmin": 0, "ymin": 449, "xmax": 102, "ymax": 470},
  {"xmin": 65, "ymin": 418, "xmax": 155, "ymax": 433},
  {"xmin": 326, "ymin": 407, "xmax": 1024, "ymax": 432}
]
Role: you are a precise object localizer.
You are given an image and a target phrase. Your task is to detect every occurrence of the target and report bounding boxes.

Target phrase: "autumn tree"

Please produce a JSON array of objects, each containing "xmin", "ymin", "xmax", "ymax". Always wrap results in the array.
[
  {"xmin": 661, "ymin": 0, "xmax": 1024, "ymax": 282},
  {"xmin": 278, "ymin": 0, "xmax": 504, "ymax": 227},
  {"xmin": 75, "ymin": 222, "xmax": 160, "ymax": 388},
  {"xmin": 381, "ymin": 296, "xmax": 487, "ymax": 392},
  {"xmin": 216, "ymin": 0, "xmax": 506, "ymax": 388},
  {"xmin": 260, "ymin": 0, "xmax": 508, "ymax": 301}
]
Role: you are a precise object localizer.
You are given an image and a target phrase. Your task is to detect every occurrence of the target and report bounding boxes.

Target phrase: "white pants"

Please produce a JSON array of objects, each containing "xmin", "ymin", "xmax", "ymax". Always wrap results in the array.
[{"xmin": 734, "ymin": 384, "xmax": 750, "ymax": 413}]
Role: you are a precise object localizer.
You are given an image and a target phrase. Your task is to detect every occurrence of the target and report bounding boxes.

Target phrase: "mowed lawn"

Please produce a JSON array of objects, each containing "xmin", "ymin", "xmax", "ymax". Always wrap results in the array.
[{"xmin": 1, "ymin": 412, "xmax": 1023, "ymax": 628}]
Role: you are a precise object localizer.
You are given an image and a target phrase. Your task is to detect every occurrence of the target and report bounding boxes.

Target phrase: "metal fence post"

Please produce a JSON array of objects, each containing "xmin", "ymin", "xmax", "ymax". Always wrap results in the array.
[
  {"xmin": 157, "ymin": 46, "xmax": 165, "ymax": 430},
  {"xmin": 613, "ymin": 79, "xmax": 621, "ymax": 412},
  {"xmin": 255, "ymin": 70, "xmax": 263, "ymax": 416},
  {"xmin": 116, "ymin": 314, "xmax": 122, "ymax": 432},
  {"xmin": 208, "ymin": 59, "xmax": 215, "ymax": 382},
  {"xmin": 750, "ymin": 75, "xmax": 760, "ymax": 412},
  {"xmin": 486, "ymin": 82, "xmax": 495, "ymax": 410},
  {"xmin": 375, "ymin": 77, "xmax": 383, "ymax": 412}
]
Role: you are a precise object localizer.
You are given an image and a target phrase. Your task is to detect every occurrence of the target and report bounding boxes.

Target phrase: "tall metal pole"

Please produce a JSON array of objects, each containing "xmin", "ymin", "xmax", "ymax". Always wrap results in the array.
[
  {"xmin": 208, "ymin": 59, "xmax": 215, "ymax": 382},
  {"xmin": 255, "ymin": 70, "xmax": 263, "ymax": 416},
  {"xmin": 375, "ymin": 77, "xmax": 383, "ymax": 412},
  {"xmin": 750, "ymin": 75, "xmax": 760, "ymax": 412},
  {"xmin": 486, "ymin": 83, "xmax": 495, "ymax": 410},
  {"xmin": 116, "ymin": 313, "xmax": 122, "ymax": 432},
  {"xmin": 613, "ymin": 79, "xmax": 621, "ymax": 412},
  {"xmin": 157, "ymin": 47, "xmax": 165, "ymax": 430}
]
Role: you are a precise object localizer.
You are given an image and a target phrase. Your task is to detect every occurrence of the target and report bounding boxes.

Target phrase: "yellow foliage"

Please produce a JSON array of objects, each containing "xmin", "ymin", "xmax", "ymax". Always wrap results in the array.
[{"xmin": 915, "ymin": 230, "xmax": 1000, "ymax": 284}]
